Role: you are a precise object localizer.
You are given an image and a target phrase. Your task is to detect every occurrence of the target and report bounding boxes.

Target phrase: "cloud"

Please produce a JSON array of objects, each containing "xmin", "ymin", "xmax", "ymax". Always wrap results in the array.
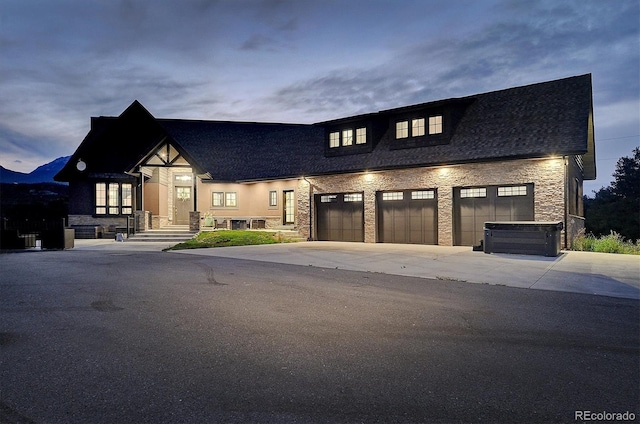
[
  {"xmin": 259, "ymin": 0, "xmax": 638, "ymax": 124},
  {"xmin": 240, "ymin": 34, "xmax": 278, "ymax": 51}
]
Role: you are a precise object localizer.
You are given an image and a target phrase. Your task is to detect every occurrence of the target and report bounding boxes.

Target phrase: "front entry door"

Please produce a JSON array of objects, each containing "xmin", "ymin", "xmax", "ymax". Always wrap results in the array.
[{"xmin": 173, "ymin": 186, "xmax": 191, "ymax": 225}]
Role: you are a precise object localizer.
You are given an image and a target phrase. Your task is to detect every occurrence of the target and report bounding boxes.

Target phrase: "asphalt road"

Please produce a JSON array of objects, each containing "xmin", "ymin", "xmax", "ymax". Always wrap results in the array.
[{"xmin": 1, "ymin": 250, "xmax": 638, "ymax": 423}]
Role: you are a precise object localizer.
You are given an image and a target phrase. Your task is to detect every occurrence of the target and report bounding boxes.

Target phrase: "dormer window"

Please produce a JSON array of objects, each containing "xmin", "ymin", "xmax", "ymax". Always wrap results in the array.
[
  {"xmin": 329, "ymin": 127, "xmax": 367, "ymax": 148},
  {"xmin": 396, "ymin": 115, "xmax": 442, "ymax": 139},
  {"xmin": 412, "ymin": 118, "xmax": 425, "ymax": 136},
  {"xmin": 329, "ymin": 132, "xmax": 340, "ymax": 148},
  {"xmin": 342, "ymin": 129, "xmax": 353, "ymax": 146},
  {"xmin": 396, "ymin": 121, "xmax": 409, "ymax": 139},
  {"xmin": 429, "ymin": 115, "xmax": 443, "ymax": 134}
]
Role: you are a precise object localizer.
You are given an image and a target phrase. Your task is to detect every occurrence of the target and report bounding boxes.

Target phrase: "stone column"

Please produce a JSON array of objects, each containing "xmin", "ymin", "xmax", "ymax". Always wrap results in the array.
[{"xmin": 189, "ymin": 211, "xmax": 201, "ymax": 231}]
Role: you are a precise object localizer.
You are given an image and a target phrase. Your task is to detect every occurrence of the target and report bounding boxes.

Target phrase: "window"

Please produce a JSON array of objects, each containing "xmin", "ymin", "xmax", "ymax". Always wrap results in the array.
[
  {"xmin": 356, "ymin": 127, "xmax": 367, "ymax": 144},
  {"xmin": 225, "ymin": 192, "xmax": 237, "ymax": 207},
  {"xmin": 95, "ymin": 183, "xmax": 106, "ymax": 215},
  {"xmin": 412, "ymin": 118, "xmax": 425, "ymax": 137},
  {"xmin": 344, "ymin": 193, "xmax": 363, "ymax": 202},
  {"xmin": 95, "ymin": 182, "xmax": 132, "ymax": 215},
  {"xmin": 329, "ymin": 132, "xmax": 340, "ymax": 148},
  {"xmin": 460, "ymin": 188, "xmax": 487, "ymax": 198},
  {"xmin": 328, "ymin": 126, "xmax": 368, "ymax": 150},
  {"xmin": 212, "ymin": 192, "xmax": 224, "ymax": 207},
  {"xmin": 396, "ymin": 121, "xmax": 409, "ymax": 139},
  {"xmin": 284, "ymin": 190, "xmax": 295, "ymax": 224},
  {"xmin": 108, "ymin": 183, "xmax": 119, "ymax": 215},
  {"xmin": 320, "ymin": 194, "xmax": 338, "ymax": 203},
  {"xmin": 397, "ymin": 116, "xmax": 441, "ymax": 139},
  {"xmin": 411, "ymin": 190, "xmax": 435, "ymax": 200},
  {"xmin": 382, "ymin": 192, "xmax": 404, "ymax": 201},
  {"xmin": 342, "ymin": 129, "xmax": 353, "ymax": 146},
  {"xmin": 212, "ymin": 192, "xmax": 237, "ymax": 207},
  {"xmin": 497, "ymin": 186, "xmax": 527, "ymax": 197},
  {"xmin": 269, "ymin": 190, "xmax": 277, "ymax": 207},
  {"xmin": 429, "ymin": 115, "xmax": 443, "ymax": 134},
  {"xmin": 121, "ymin": 184, "xmax": 132, "ymax": 215}
]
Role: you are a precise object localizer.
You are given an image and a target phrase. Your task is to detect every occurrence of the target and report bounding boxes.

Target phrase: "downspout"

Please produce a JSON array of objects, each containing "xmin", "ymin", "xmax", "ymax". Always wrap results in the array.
[
  {"xmin": 303, "ymin": 176, "xmax": 313, "ymax": 241},
  {"xmin": 563, "ymin": 156, "xmax": 569, "ymax": 250},
  {"xmin": 193, "ymin": 171, "xmax": 197, "ymax": 215}
]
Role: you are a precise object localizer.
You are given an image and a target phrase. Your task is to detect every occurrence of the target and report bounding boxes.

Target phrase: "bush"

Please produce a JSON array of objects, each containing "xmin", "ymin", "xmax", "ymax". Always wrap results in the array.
[
  {"xmin": 165, "ymin": 230, "xmax": 297, "ymax": 250},
  {"xmin": 572, "ymin": 230, "xmax": 640, "ymax": 255}
]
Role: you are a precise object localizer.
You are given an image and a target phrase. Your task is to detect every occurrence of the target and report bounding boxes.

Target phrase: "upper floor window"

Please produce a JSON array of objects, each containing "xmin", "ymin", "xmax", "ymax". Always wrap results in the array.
[
  {"xmin": 95, "ymin": 182, "xmax": 132, "ymax": 215},
  {"xmin": 429, "ymin": 115, "xmax": 443, "ymax": 134},
  {"xmin": 396, "ymin": 121, "xmax": 409, "ymax": 139},
  {"xmin": 329, "ymin": 132, "xmax": 340, "ymax": 148},
  {"xmin": 342, "ymin": 129, "xmax": 353, "ymax": 146},
  {"xmin": 396, "ymin": 115, "xmax": 443, "ymax": 139},
  {"xmin": 329, "ymin": 127, "xmax": 367, "ymax": 148},
  {"xmin": 412, "ymin": 118, "xmax": 425, "ymax": 137}
]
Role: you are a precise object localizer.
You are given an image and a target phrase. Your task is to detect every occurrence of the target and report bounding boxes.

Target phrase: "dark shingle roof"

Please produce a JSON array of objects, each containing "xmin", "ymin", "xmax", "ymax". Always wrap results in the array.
[
  {"xmin": 161, "ymin": 74, "xmax": 595, "ymax": 181},
  {"xmin": 57, "ymin": 74, "xmax": 595, "ymax": 183}
]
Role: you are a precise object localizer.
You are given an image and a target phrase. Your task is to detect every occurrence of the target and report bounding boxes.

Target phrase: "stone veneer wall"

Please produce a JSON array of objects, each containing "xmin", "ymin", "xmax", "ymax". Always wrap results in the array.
[
  {"xmin": 296, "ymin": 158, "xmax": 566, "ymax": 246},
  {"xmin": 69, "ymin": 215, "xmax": 127, "ymax": 228}
]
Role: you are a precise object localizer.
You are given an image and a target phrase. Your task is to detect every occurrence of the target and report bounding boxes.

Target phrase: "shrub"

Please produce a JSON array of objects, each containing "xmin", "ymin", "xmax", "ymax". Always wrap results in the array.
[{"xmin": 573, "ymin": 230, "xmax": 640, "ymax": 255}]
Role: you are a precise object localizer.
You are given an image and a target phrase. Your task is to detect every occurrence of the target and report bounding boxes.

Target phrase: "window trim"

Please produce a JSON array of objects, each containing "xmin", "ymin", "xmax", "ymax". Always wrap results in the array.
[
  {"xmin": 428, "ymin": 115, "xmax": 443, "ymax": 135},
  {"xmin": 328, "ymin": 126, "xmax": 368, "ymax": 149},
  {"xmin": 212, "ymin": 191, "xmax": 237, "ymax": 208},
  {"xmin": 395, "ymin": 114, "xmax": 444, "ymax": 139},
  {"xmin": 269, "ymin": 190, "xmax": 278, "ymax": 207},
  {"xmin": 212, "ymin": 192, "xmax": 224, "ymax": 207},
  {"xmin": 95, "ymin": 182, "xmax": 133, "ymax": 216}
]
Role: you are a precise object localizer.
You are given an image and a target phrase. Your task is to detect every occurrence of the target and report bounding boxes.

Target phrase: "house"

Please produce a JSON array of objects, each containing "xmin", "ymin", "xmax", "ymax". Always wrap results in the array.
[{"xmin": 55, "ymin": 74, "xmax": 596, "ymax": 248}]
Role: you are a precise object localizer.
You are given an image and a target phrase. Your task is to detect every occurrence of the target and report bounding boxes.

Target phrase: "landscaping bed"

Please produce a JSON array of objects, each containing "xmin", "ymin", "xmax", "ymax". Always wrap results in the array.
[{"xmin": 165, "ymin": 230, "xmax": 298, "ymax": 250}]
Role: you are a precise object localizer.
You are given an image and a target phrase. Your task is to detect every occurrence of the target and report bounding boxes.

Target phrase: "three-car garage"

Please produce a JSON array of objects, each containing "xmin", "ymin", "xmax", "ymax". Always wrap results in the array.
[{"xmin": 314, "ymin": 184, "xmax": 534, "ymax": 246}]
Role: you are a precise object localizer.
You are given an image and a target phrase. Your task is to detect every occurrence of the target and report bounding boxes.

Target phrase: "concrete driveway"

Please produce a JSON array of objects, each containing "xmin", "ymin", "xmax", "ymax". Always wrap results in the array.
[{"xmin": 76, "ymin": 239, "xmax": 640, "ymax": 299}]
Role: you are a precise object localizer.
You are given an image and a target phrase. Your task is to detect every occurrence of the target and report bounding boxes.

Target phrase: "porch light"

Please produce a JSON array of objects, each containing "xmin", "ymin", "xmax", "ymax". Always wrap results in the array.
[
  {"xmin": 76, "ymin": 159, "xmax": 86, "ymax": 171},
  {"xmin": 438, "ymin": 167, "xmax": 450, "ymax": 176}
]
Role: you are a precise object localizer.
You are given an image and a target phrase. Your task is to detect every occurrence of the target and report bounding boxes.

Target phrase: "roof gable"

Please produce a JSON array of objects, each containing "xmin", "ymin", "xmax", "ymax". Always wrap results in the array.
[{"xmin": 56, "ymin": 101, "xmax": 173, "ymax": 181}]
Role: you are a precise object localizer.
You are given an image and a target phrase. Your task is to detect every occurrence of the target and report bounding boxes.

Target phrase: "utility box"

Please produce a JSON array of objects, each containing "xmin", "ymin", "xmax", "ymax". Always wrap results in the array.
[{"xmin": 484, "ymin": 221, "xmax": 563, "ymax": 257}]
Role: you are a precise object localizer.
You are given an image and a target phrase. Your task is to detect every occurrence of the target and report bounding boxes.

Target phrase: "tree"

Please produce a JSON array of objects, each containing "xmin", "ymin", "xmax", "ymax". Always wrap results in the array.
[{"xmin": 584, "ymin": 147, "xmax": 640, "ymax": 241}]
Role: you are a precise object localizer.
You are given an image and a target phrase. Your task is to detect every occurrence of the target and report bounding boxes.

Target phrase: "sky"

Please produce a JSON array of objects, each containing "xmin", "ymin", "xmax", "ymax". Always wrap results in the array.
[{"xmin": 1, "ymin": 0, "xmax": 638, "ymax": 195}]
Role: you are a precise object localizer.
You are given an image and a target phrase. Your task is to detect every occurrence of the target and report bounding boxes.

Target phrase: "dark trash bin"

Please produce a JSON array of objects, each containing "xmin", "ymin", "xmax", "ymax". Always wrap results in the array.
[
  {"xmin": 484, "ymin": 221, "xmax": 563, "ymax": 257},
  {"xmin": 41, "ymin": 228, "xmax": 75, "ymax": 250}
]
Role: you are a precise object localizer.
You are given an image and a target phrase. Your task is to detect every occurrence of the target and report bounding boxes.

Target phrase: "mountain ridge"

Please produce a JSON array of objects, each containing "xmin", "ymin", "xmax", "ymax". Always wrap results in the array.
[{"xmin": 0, "ymin": 156, "xmax": 70, "ymax": 184}]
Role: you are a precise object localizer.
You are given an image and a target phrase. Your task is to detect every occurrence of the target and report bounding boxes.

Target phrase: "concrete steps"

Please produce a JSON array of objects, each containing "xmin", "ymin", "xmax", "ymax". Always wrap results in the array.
[{"xmin": 127, "ymin": 226, "xmax": 197, "ymax": 243}]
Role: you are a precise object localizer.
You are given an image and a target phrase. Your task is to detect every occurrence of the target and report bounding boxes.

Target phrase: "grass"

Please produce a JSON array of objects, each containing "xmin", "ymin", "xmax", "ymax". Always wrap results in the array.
[
  {"xmin": 572, "ymin": 231, "xmax": 640, "ymax": 255},
  {"xmin": 165, "ymin": 230, "xmax": 298, "ymax": 251}
]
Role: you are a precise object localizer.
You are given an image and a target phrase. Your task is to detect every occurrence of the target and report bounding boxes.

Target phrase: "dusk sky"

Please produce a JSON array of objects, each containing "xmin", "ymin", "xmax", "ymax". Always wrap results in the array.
[{"xmin": 1, "ymin": 0, "xmax": 638, "ymax": 194}]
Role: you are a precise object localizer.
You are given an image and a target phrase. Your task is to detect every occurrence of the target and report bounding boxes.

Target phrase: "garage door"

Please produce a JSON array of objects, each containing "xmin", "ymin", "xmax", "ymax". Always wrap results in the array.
[
  {"xmin": 377, "ymin": 189, "xmax": 437, "ymax": 244},
  {"xmin": 454, "ymin": 184, "xmax": 534, "ymax": 246},
  {"xmin": 315, "ymin": 193, "xmax": 364, "ymax": 242}
]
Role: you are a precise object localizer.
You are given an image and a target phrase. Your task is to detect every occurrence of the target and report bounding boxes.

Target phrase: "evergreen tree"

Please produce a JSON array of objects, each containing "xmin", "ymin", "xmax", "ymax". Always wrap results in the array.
[{"xmin": 585, "ymin": 147, "xmax": 640, "ymax": 241}]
